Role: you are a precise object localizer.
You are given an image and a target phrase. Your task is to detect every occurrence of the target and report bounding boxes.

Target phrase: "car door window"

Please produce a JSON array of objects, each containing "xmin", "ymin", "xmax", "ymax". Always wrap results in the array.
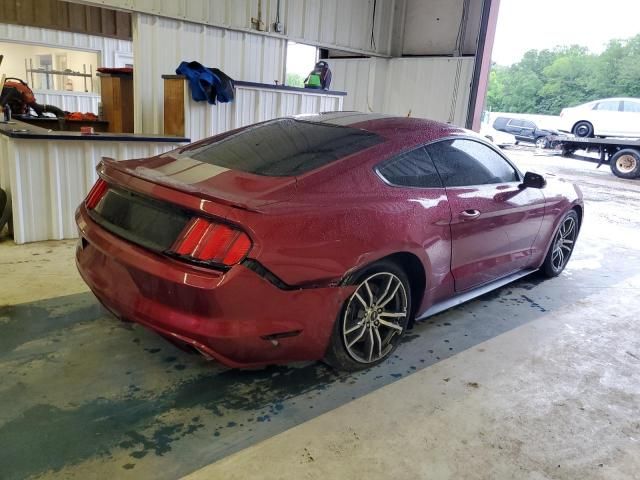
[
  {"xmin": 521, "ymin": 121, "xmax": 536, "ymax": 129},
  {"xmin": 507, "ymin": 119, "xmax": 523, "ymax": 127},
  {"xmin": 623, "ymin": 101, "xmax": 640, "ymax": 113},
  {"xmin": 426, "ymin": 139, "xmax": 520, "ymax": 187},
  {"xmin": 595, "ymin": 101, "xmax": 621, "ymax": 111},
  {"xmin": 377, "ymin": 146, "xmax": 443, "ymax": 188}
]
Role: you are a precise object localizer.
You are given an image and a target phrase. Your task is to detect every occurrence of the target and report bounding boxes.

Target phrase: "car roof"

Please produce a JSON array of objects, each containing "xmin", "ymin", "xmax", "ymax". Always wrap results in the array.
[
  {"xmin": 295, "ymin": 111, "xmax": 471, "ymax": 148},
  {"xmin": 580, "ymin": 97, "xmax": 640, "ymax": 105}
]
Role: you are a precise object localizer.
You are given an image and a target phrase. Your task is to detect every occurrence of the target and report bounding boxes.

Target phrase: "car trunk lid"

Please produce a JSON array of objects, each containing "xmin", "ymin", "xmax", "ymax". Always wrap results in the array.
[{"xmin": 102, "ymin": 154, "xmax": 298, "ymax": 211}]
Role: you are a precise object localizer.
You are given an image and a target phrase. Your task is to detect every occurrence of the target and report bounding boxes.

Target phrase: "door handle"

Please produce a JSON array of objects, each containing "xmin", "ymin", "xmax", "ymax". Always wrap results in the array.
[{"xmin": 459, "ymin": 209, "xmax": 481, "ymax": 219}]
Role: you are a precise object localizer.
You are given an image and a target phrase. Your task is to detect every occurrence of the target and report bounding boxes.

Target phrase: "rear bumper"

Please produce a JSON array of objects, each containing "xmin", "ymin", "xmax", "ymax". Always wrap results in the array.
[{"xmin": 75, "ymin": 205, "xmax": 354, "ymax": 368}]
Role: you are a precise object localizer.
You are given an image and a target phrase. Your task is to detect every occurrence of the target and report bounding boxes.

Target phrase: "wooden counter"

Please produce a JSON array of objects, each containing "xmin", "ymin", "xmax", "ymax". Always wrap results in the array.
[
  {"xmin": 13, "ymin": 115, "xmax": 110, "ymax": 133},
  {"xmin": 99, "ymin": 72, "xmax": 134, "ymax": 133}
]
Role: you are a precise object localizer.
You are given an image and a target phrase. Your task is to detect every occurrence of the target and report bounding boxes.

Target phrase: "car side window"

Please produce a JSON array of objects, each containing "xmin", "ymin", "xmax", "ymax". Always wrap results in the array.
[
  {"xmin": 507, "ymin": 119, "xmax": 523, "ymax": 127},
  {"xmin": 623, "ymin": 101, "xmax": 640, "ymax": 113},
  {"xmin": 595, "ymin": 101, "xmax": 621, "ymax": 111},
  {"xmin": 377, "ymin": 147, "xmax": 443, "ymax": 188},
  {"xmin": 426, "ymin": 139, "xmax": 520, "ymax": 187},
  {"xmin": 522, "ymin": 121, "xmax": 536, "ymax": 129}
]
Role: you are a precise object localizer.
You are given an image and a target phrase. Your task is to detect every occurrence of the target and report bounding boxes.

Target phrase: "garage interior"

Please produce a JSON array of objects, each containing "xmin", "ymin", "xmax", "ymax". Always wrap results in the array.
[{"xmin": 1, "ymin": 1, "xmax": 639, "ymax": 479}]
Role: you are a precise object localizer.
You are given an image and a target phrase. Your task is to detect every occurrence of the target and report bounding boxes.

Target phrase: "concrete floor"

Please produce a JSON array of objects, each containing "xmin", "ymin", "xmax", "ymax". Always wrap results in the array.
[{"xmin": 1, "ymin": 148, "xmax": 639, "ymax": 479}]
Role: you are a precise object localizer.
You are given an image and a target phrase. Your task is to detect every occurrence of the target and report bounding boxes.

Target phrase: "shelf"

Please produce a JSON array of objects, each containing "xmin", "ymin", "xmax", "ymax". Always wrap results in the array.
[{"xmin": 25, "ymin": 68, "xmax": 92, "ymax": 78}]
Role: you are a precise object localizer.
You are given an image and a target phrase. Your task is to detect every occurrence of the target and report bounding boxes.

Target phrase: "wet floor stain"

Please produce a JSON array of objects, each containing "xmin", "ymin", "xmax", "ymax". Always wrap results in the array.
[{"xmin": 2, "ymin": 186, "xmax": 640, "ymax": 479}]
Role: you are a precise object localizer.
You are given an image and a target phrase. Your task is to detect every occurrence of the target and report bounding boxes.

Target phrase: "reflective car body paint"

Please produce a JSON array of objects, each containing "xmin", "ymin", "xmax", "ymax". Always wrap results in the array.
[{"xmin": 76, "ymin": 113, "xmax": 584, "ymax": 367}]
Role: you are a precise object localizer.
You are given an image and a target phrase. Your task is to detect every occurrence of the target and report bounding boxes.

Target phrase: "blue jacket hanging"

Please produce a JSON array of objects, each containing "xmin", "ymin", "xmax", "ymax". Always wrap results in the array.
[{"xmin": 175, "ymin": 61, "xmax": 235, "ymax": 104}]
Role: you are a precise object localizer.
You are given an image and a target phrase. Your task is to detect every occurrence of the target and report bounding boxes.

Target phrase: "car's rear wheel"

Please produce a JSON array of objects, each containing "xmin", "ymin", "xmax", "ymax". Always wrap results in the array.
[
  {"xmin": 324, "ymin": 260, "xmax": 411, "ymax": 371},
  {"xmin": 541, "ymin": 210, "xmax": 579, "ymax": 277},
  {"xmin": 572, "ymin": 121, "xmax": 594, "ymax": 138},
  {"xmin": 610, "ymin": 149, "xmax": 640, "ymax": 179}
]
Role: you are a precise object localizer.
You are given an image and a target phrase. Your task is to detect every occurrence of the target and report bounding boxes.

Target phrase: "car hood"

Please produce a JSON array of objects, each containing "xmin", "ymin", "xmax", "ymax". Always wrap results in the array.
[{"xmin": 102, "ymin": 153, "xmax": 297, "ymax": 210}]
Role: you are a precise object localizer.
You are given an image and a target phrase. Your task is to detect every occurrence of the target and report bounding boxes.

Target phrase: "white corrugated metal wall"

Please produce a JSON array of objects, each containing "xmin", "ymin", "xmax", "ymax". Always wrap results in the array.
[
  {"xmin": 1, "ymin": 135, "xmax": 180, "ymax": 244},
  {"xmin": 31, "ymin": 91, "xmax": 101, "ymax": 114},
  {"xmin": 383, "ymin": 57, "xmax": 474, "ymax": 125},
  {"xmin": 0, "ymin": 22, "xmax": 133, "ymax": 68},
  {"xmin": 184, "ymin": 85, "xmax": 343, "ymax": 141},
  {"xmin": 61, "ymin": 0, "xmax": 483, "ymax": 131},
  {"xmin": 329, "ymin": 58, "xmax": 387, "ymax": 113},
  {"xmin": 330, "ymin": 57, "xmax": 474, "ymax": 127},
  {"xmin": 134, "ymin": 13, "xmax": 286, "ymax": 134},
  {"xmin": 0, "ymin": 22, "xmax": 132, "ymax": 113},
  {"xmin": 74, "ymin": 0, "xmax": 394, "ymax": 55}
]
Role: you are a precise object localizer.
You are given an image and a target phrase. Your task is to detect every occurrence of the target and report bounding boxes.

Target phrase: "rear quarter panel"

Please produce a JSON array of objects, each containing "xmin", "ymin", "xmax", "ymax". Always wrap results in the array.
[{"xmin": 228, "ymin": 151, "xmax": 455, "ymax": 314}]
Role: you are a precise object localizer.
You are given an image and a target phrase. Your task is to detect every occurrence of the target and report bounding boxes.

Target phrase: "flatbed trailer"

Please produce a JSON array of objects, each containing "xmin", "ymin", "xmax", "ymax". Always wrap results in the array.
[{"xmin": 555, "ymin": 135, "xmax": 640, "ymax": 179}]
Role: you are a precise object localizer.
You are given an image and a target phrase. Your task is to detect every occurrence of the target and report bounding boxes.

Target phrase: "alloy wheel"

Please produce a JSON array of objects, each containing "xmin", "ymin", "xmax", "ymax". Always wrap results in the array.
[
  {"xmin": 342, "ymin": 272, "xmax": 408, "ymax": 364},
  {"xmin": 551, "ymin": 216, "xmax": 577, "ymax": 271}
]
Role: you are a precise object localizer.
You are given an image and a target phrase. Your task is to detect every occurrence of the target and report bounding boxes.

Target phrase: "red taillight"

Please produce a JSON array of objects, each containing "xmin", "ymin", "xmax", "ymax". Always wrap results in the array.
[
  {"xmin": 171, "ymin": 218, "xmax": 252, "ymax": 266},
  {"xmin": 85, "ymin": 179, "xmax": 108, "ymax": 209},
  {"xmin": 222, "ymin": 233, "xmax": 252, "ymax": 265},
  {"xmin": 174, "ymin": 218, "xmax": 209, "ymax": 255},
  {"xmin": 194, "ymin": 224, "xmax": 236, "ymax": 261}
]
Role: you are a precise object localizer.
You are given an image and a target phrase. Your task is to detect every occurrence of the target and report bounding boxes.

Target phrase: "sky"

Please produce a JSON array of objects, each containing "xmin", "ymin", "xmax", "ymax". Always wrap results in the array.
[
  {"xmin": 492, "ymin": 0, "xmax": 640, "ymax": 65},
  {"xmin": 286, "ymin": 42, "xmax": 318, "ymax": 78}
]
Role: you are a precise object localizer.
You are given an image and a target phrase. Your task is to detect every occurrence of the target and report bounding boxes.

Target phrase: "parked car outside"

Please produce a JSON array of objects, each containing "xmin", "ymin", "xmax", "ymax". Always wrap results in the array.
[
  {"xmin": 493, "ymin": 116, "xmax": 557, "ymax": 148},
  {"xmin": 480, "ymin": 123, "xmax": 516, "ymax": 148},
  {"xmin": 75, "ymin": 112, "xmax": 583, "ymax": 371},
  {"xmin": 559, "ymin": 97, "xmax": 640, "ymax": 138}
]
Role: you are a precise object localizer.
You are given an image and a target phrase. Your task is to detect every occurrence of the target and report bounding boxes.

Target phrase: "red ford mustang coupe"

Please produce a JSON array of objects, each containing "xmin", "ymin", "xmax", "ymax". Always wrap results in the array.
[{"xmin": 76, "ymin": 112, "xmax": 583, "ymax": 370}]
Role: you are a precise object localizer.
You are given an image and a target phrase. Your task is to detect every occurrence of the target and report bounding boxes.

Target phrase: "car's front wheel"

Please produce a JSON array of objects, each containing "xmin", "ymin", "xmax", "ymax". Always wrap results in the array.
[
  {"xmin": 324, "ymin": 260, "xmax": 411, "ymax": 371},
  {"xmin": 535, "ymin": 137, "xmax": 548, "ymax": 149},
  {"xmin": 541, "ymin": 210, "xmax": 579, "ymax": 277}
]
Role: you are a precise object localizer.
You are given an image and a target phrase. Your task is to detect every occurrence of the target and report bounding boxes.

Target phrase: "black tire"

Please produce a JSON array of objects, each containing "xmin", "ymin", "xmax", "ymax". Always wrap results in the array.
[
  {"xmin": 0, "ymin": 188, "xmax": 11, "ymax": 234},
  {"xmin": 535, "ymin": 136, "xmax": 549, "ymax": 149},
  {"xmin": 572, "ymin": 121, "xmax": 594, "ymax": 138},
  {"xmin": 610, "ymin": 149, "xmax": 640, "ymax": 179},
  {"xmin": 541, "ymin": 210, "xmax": 579, "ymax": 278},
  {"xmin": 324, "ymin": 260, "xmax": 412, "ymax": 371}
]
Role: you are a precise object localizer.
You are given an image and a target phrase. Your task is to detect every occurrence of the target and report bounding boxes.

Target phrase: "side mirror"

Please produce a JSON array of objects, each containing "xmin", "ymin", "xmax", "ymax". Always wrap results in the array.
[{"xmin": 520, "ymin": 171, "xmax": 546, "ymax": 189}]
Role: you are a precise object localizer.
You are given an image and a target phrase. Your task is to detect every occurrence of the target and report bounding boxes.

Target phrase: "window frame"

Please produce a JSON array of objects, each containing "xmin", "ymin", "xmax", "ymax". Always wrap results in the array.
[
  {"xmin": 374, "ymin": 145, "xmax": 444, "ymax": 190},
  {"xmin": 374, "ymin": 136, "xmax": 523, "ymax": 189},
  {"xmin": 622, "ymin": 100, "xmax": 640, "ymax": 113},
  {"xmin": 506, "ymin": 119, "xmax": 524, "ymax": 128},
  {"xmin": 594, "ymin": 100, "xmax": 622, "ymax": 112}
]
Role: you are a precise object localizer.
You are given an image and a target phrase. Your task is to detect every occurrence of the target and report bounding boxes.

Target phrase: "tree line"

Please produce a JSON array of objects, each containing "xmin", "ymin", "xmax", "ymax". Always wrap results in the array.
[{"xmin": 486, "ymin": 34, "xmax": 640, "ymax": 115}]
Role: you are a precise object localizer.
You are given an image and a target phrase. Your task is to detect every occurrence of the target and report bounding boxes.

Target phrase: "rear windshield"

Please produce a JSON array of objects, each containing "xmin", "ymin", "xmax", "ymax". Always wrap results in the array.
[{"xmin": 186, "ymin": 118, "xmax": 383, "ymax": 176}]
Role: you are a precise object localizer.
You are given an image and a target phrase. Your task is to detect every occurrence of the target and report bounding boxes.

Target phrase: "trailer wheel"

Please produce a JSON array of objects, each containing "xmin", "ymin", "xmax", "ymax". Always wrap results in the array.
[
  {"xmin": 572, "ymin": 121, "xmax": 594, "ymax": 138},
  {"xmin": 610, "ymin": 149, "xmax": 640, "ymax": 179}
]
